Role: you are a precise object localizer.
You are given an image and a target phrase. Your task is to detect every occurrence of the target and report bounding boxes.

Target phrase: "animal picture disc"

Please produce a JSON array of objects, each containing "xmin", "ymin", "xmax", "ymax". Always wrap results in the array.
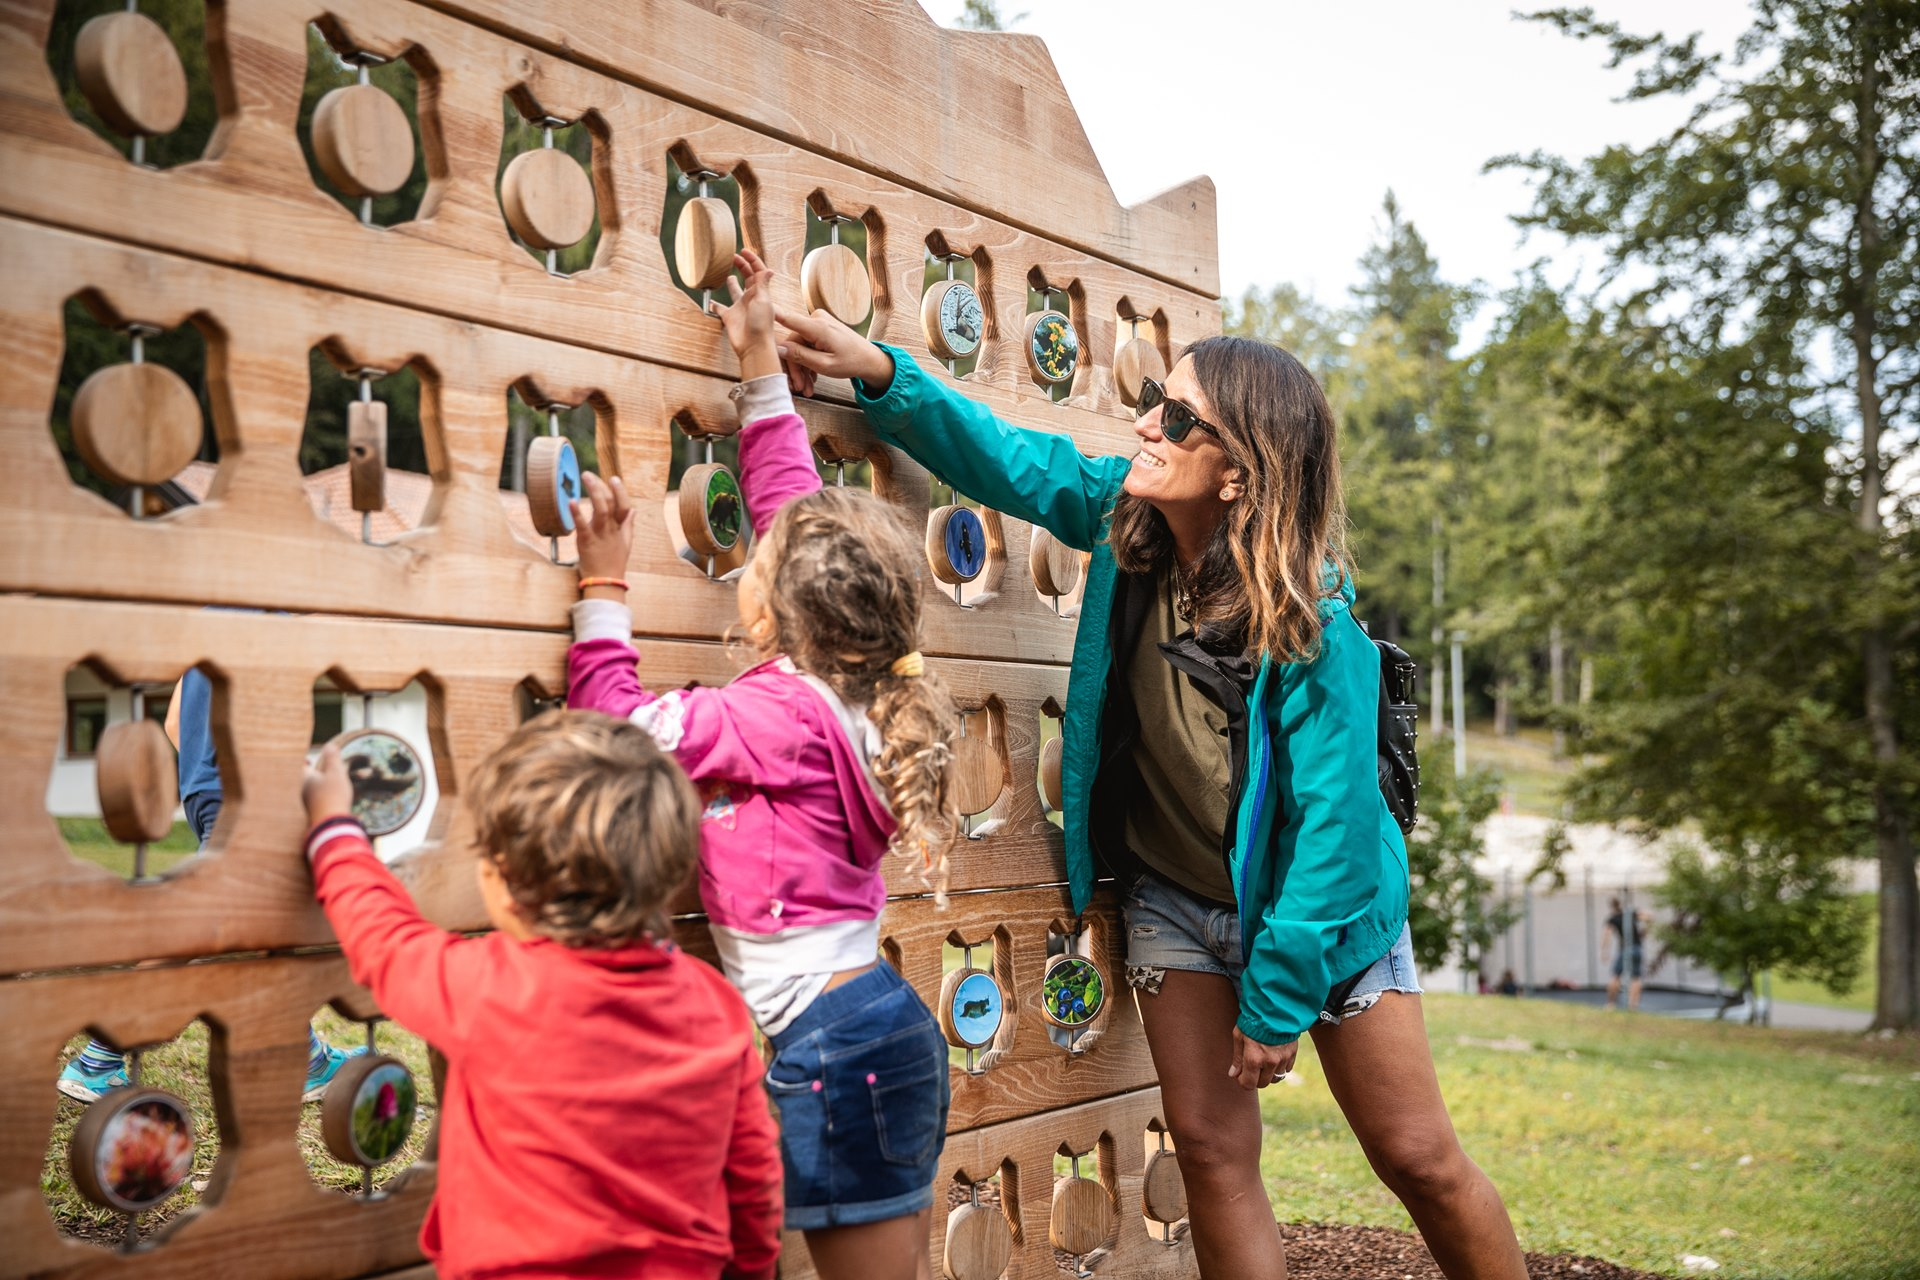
[
  {"xmin": 334, "ymin": 728, "xmax": 426, "ymax": 837},
  {"xmin": 526, "ymin": 435, "xmax": 581, "ymax": 537},
  {"xmin": 678, "ymin": 461, "xmax": 743, "ymax": 557},
  {"xmin": 1024, "ymin": 309, "xmax": 1079, "ymax": 386},
  {"xmin": 939, "ymin": 967, "xmax": 1005, "ymax": 1050},
  {"xmin": 321, "ymin": 1054, "xmax": 418, "ymax": 1168},
  {"xmin": 69, "ymin": 1086, "xmax": 195, "ymax": 1214},
  {"xmin": 1041, "ymin": 954, "xmax": 1104, "ymax": 1029},
  {"xmin": 921, "ymin": 278, "xmax": 984, "ymax": 361},
  {"xmin": 927, "ymin": 505, "xmax": 987, "ymax": 585}
]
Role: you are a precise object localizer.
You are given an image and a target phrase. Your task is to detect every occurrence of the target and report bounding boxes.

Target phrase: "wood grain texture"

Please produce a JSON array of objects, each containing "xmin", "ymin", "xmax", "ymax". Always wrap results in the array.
[
  {"xmin": 942, "ymin": 1200, "xmax": 1013, "ymax": 1280},
  {"xmin": 1051, "ymin": 1174, "xmax": 1111, "ymax": 1255},
  {"xmin": 73, "ymin": 11, "xmax": 187, "ymax": 137},
  {"xmin": 310, "ymin": 83, "xmax": 416, "ymax": 199},
  {"xmin": 70, "ymin": 360, "xmax": 203, "ymax": 488},
  {"xmin": 800, "ymin": 242, "xmax": 872, "ymax": 326},
  {"xmin": 672, "ymin": 196, "xmax": 737, "ymax": 290},
  {"xmin": 1113, "ymin": 336, "xmax": 1168, "ymax": 409},
  {"xmin": 348, "ymin": 400, "xmax": 387, "ymax": 513},
  {"xmin": 95, "ymin": 718, "xmax": 178, "ymax": 844},
  {"xmin": 499, "ymin": 145, "xmax": 596, "ymax": 251}
]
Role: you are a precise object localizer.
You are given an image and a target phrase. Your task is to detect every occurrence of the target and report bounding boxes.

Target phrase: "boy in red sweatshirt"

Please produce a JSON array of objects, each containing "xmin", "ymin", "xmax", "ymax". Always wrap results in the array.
[{"xmin": 303, "ymin": 711, "xmax": 782, "ymax": 1280}]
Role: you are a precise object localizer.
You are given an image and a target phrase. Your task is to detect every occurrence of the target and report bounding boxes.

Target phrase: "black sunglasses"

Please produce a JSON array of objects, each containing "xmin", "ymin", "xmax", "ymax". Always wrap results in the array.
[{"xmin": 1136, "ymin": 376, "xmax": 1219, "ymax": 443}]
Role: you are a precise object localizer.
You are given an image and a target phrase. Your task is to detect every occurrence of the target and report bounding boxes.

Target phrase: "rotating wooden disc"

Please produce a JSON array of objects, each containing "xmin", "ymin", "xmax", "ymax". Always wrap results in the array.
[
  {"xmin": 1142, "ymin": 1148, "xmax": 1189, "ymax": 1224},
  {"xmin": 500, "ymin": 147, "xmax": 596, "ymax": 250},
  {"xmin": 938, "ymin": 966, "xmax": 1005, "ymax": 1051},
  {"xmin": 678, "ymin": 461, "xmax": 743, "ymax": 557},
  {"xmin": 311, "ymin": 82, "xmax": 414, "ymax": 199},
  {"xmin": 334, "ymin": 727, "xmax": 427, "ymax": 836},
  {"xmin": 1027, "ymin": 527, "xmax": 1081, "ymax": 598},
  {"xmin": 70, "ymin": 1085, "xmax": 195, "ymax": 1213},
  {"xmin": 1024, "ymin": 309, "xmax": 1080, "ymax": 386},
  {"xmin": 1040, "ymin": 953, "xmax": 1105, "ymax": 1030},
  {"xmin": 921, "ymin": 278, "xmax": 984, "ymax": 361},
  {"xmin": 75, "ymin": 12, "xmax": 187, "ymax": 138},
  {"xmin": 321, "ymin": 1053, "xmax": 418, "ymax": 1168},
  {"xmin": 1114, "ymin": 335, "xmax": 1167, "ymax": 408},
  {"xmin": 526, "ymin": 435, "xmax": 581, "ymax": 537},
  {"xmin": 949, "ymin": 717, "xmax": 1002, "ymax": 817},
  {"xmin": 926, "ymin": 505, "xmax": 988, "ymax": 585},
  {"xmin": 1037, "ymin": 734, "xmax": 1064, "ymax": 812},
  {"xmin": 673, "ymin": 196, "xmax": 737, "ymax": 290},
  {"xmin": 71, "ymin": 360, "xmax": 202, "ymax": 489},
  {"xmin": 97, "ymin": 718, "xmax": 179, "ymax": 844},
  {"xmin": 348, "ymin": 400, "xmax": 386, "ymax": 513},
  {"xmin": 943, "ymin": 1200, "xmax": 1013, "ymax": 1280},
  {"xmin": 1049, "ymin": 1175, "xmax": 1109, "ymax": 1256},
  {"xmin": 801, "ymin": 242, "xmax": 872, "ymax": 326}
]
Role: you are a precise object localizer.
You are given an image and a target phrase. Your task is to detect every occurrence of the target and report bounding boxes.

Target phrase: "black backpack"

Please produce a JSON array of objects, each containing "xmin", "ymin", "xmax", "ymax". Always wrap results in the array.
[{"xmin": 1373, "ymin": 638, "xmax": 1420, "ymax": 833}]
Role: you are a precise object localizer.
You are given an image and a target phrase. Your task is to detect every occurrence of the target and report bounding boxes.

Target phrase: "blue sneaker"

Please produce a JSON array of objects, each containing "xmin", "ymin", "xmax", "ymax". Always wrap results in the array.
[
  {"xmin": 57, "ymin": 1058, "xmax": 131, "ymax": 1104},
  {"xmin": 302, "ymin": 1042, "xmax": 367, "ymax": 1103}
]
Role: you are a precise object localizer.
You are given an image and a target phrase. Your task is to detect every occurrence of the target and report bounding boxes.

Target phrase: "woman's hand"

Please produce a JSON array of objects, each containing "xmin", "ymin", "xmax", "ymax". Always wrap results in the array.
[
  {"xmin": 709, "ymin": 249, "xmax": 781, "ymax": 382},
  {"xmin": 572, "ymin": 470, "xmax": 634, "ymax": 592},
  {"xmin": 775, "ymin": 305, "xmax": 895, "ymax": 390},
  {"xmin": 1228, "ymin": 1027, "xmax": 1298, "ymax": 1090}
]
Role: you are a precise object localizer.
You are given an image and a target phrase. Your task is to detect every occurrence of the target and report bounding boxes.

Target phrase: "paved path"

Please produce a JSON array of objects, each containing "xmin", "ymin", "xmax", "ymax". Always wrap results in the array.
[{"xmin": 1766, "ymin": 1000, "xmax": 1873, "ymax": 1032}]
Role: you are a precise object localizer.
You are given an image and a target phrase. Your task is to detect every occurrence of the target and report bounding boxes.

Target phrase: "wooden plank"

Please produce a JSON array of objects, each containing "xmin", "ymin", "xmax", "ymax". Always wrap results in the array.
[
  {"xmin": 0, "ymin": 218, "xmax": 1121, "ymax": 663},
  {"xmin": 0, "ymin": 953, "xmax": 432, "ymax": 1280},
  {"xmin": 0, "ymin": 0, "xmax": 1218, "ymax": 408},
  {"xmin": 0, "ymin": 597, "xmax": 1092, "ymax": 974}
]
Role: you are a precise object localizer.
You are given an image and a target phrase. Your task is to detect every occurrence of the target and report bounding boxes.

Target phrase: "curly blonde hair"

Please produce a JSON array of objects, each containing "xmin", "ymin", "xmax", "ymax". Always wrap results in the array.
[{"xmin": 747, "ymin": 486, "xmax": 958, "ymax": 897}]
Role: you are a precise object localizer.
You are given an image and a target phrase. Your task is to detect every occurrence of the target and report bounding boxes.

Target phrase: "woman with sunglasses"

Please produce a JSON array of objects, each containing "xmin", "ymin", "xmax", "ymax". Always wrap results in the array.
[{"xmin": 774, "ymin": 314, "xmax": 1525, "ymax": 1280}]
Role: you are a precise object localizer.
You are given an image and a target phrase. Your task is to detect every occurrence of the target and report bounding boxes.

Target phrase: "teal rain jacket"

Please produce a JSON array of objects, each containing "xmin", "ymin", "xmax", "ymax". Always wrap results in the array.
[{"xmin": 855, "ymin": 347, "xmax": 1409, "ymax": 1045}]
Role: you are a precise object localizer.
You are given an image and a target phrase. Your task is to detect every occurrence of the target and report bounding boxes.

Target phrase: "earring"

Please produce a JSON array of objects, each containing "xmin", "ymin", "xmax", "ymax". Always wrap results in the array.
[{"xmin": 1219, "ymin": 487, "xmax": 1235, "ymax": 501}]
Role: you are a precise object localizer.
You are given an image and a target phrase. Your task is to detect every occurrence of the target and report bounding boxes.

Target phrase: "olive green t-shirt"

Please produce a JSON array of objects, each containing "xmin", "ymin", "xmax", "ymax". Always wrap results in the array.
[{"xmin": 1122, "ymin": 566, "xmax": 1236, "ymax": 903}]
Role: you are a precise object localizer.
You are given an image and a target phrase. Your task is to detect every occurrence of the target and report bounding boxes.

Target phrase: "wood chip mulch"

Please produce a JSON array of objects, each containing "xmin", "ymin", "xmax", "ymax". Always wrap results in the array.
[{"xmin": 1278, "ymin": 1222, "xmax": 1664, "ymax": 1279}]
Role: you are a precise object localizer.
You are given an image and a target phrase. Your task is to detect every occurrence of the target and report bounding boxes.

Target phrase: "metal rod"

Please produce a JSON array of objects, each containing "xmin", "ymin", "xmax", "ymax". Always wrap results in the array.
[{"xmin": 131, "ymin": 134, "xmax": 145, "ymax": 166}]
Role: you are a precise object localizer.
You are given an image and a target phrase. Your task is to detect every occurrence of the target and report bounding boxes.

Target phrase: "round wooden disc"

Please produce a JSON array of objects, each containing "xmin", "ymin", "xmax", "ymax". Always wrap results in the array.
[
  {"xmin": 321, "ymin": 1053, "xmax": 418, "ymax": 1168},
  {"xmin": 334, "ymin": 728, "xmax": 427, "ymax": 837},
  {"xmin": 311, "ymin": 83, "xmax": 414, "ymax": 199},
  {"xmin": 943, "ymin": 1201, "xmax": 1013, "ymax": 1280},
  {"xmin": 500, "ymin": 147, "xmax": 596, "ymax": 251},
  {"xmin": 1049, "ymin": 1175, "xmax": 1109, "ymax": 1256},
  {"xmin": 678, "ymin": 462, "xmax": 744, "ymax": 557},
  {"xmin": 1027, "ymin": 527, "xmax": 1081, "ymax": 598},
  {"xmin": 526, "ymin": 435, "xmax": 581, "ymax": 536},
  {"xmin": 921, "ymin": 278, "xmax": 984, "ymax": 361},
  {"xmin": 949, "ymin": 719, "xmax": 1003, "ymax": 817},
  {"xmin": 97, "ymin": 718, "xmax": 179, "ymax": 845},
  {"xmin": 71, "ymin": 360, "xmax": 203, "ymax": 489},
  {"xmin": 1114, "ymin": 336, "xmax": 1167, "ymax": 408},
  {"xmin": 1040, "ymin": 954, "xmax": 1105, "ymax": 1030},
  {"xmin": 1024, "ymin": 309, "xmax": 1080, "ymax": 386},
  {"xmin": 926, "ymin": 505, "xmax": 988, "ymax": 585},
  {"xmin": 673, "ymin": 196, "xmax": 737, "ymax": 290},
  {"xmin": 938, "ymin": 967, "xmax": 1005, "ymax": 1051},
  {"xmin": 74, "ymin": 12, "xmax": 187, "ymax": 138},
  {"xmin": 1142, "ymin": 1149, "xmax": 1189, "ymax": 1224},
  {"xmin": 69, "ymin": 1085, "xmax": 196, "ymax": 1213},
  {"xmin": 801, "ymin": 242, "xmax": 873, "ymax": 326},
  {"xmin": 1037, "ymin": 734, "xmax": 1064, "ymax": 813}
]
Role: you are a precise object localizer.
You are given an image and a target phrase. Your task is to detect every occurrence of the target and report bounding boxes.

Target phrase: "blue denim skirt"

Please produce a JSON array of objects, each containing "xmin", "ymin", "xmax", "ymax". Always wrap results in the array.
[{"xmin": 764, "ymin": 962, "xmax": 949, "ymax": 1229}]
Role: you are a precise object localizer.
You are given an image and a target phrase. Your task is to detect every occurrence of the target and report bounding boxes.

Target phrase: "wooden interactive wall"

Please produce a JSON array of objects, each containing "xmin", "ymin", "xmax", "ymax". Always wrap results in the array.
[{"xmin": 0, "ymin": 2, "xmax": 1219, "ymax": 1276}]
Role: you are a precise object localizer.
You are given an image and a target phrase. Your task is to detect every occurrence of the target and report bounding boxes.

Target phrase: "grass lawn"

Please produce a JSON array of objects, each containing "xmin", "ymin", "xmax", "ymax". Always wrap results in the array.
[
  {"xmin": 1262, "ymin": 993, "xmax": 1920, "ymax": 1279},
  {"xmin": 1460, "ymin": 721, "xmax": 1574, "ymax": 817},
  {"xmin": 57, "ymin": 816, "xmax": 201, "ymax": 879},
  {"xmin": 1765, "ymin": 894, "xmax": 1878, "ymax": 1014}
]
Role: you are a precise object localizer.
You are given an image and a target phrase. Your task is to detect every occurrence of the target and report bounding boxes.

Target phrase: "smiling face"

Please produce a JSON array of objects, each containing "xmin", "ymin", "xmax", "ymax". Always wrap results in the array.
[{"xmin": 1121, "ymin": 355, "xmax": 1241, "ymax": 522}]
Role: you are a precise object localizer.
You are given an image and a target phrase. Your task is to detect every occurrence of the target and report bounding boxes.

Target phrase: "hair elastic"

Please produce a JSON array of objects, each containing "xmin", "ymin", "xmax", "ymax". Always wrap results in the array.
[
  {"xmin": 577, "ymin": 577, "xmax": 630, "ymax": 592},
  {"xmin": 889, "ymin": 651, "xmax": 925, "ymax": 677}
]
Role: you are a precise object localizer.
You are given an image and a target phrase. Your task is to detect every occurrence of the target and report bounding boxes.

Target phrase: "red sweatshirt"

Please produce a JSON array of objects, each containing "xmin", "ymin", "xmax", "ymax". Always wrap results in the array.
[{"xmin": 307, "ymin": 817, "xmax": 782, "ymax": 1280}]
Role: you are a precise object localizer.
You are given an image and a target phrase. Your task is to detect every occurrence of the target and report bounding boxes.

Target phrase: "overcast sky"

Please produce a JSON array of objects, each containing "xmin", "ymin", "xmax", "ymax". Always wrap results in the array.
[{"xmin": 918, "ymin": 0, "xmax": 1756, "ymax": 342}]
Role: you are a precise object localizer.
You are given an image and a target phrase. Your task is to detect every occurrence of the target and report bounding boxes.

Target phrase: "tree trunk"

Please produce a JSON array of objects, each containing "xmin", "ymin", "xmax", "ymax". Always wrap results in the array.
[
  {"xmin": 1493, "ymin": 682, "xmax": 1512, "ymax": 738},
  {"xmin": 1549, "ymin": 622, "xmax": 1567, "ymax": 758},
  {"xmin": 1851, "ymin": 20, "xmax": 1917, "ymax": 1032}
]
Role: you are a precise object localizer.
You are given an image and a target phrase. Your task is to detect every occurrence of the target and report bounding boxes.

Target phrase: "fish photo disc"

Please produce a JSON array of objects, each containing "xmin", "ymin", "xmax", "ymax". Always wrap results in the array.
[
  {"xmin": 1040, "ymin": 954, "xmax": 1104, "ymax": 1029},
  {"xmin": 69, "ymin": 1085, "xmax": 196, "ymax": 1214},
  {"xmin": 333, "ymin": 728, "xmax": 426, "ymax": 837},
  {"xmin": 1024, "ymin": 309, "xmax": 1079, "ymax": 386},
  {"xmin": 321, "ymin": 1053, "xmax": 418, "ymax": 1168},
  {"xmin": 939, "ymin": 967, "xmax": 1005, "ymax": 1050}
]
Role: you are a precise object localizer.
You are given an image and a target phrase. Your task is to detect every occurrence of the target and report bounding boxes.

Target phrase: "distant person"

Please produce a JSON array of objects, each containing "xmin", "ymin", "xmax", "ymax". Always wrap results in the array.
[
  {"xmin": 1495, "ymin": 969, "xmax": 1520, "ymax": 997},
  {"xmin": 1603, "ymin": 899, "xmax": 1648, "ymax": 1011},
  {"xmin": 56, "ymin": 670, "xmax": 361, "ymax": 1104}
]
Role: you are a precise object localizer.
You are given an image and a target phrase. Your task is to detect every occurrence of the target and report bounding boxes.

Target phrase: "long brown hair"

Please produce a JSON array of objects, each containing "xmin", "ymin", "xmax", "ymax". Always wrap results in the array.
[
  {"xmin": 749, "ymin": 486, "xmax": 957, "ymax": 894},
  {"xmin": 1108, "ymin": 336, "xmax": 1348, "ymax": 661}
]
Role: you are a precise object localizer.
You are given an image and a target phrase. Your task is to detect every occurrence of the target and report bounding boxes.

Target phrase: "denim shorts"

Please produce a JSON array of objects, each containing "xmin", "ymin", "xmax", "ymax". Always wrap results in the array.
[
  {"xmin": 764, "ymin": 962, "xmax": 949, "ymax": 1230},
  {"xmin": 1123, "ymin": 872, "xmax": 1422, "ymax": 1027}
]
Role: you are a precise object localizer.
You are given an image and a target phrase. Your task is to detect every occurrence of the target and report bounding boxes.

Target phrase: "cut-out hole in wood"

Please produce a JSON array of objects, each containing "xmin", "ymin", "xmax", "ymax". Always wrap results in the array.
[
  {"xmin": 295, "ymin": 22, "xmax": 429, "ymax": 227},
  {"xmin": 1029, "ymin": 526, "xmax": 1089, "ymax": 620},
  {"xmin": 1140, "ymin": 1118, "xmax": 1189, "ymax": 1245},
  {"xmin": 501, "ymin": 388, "xmax": 598, "ymax": 563},
  {"xmin": 922, "ymin": 243, "xmax": 984, "ymax": 378},
  {"xmin": 496, "ymin": 97, "xmax": 601, "ymax": 275},
  {"xmin": 943, "ymin": 1164, "xmax": 1019, "ymax": 1280},
  {"xmin": 801, "ymin": 201, "xmax": 873, "ymax": 335},
  {"xmin": 662, "ymin": 151, "xmax": 743, "ymax": 310},
  {"xmin": 1050, "ymin": 1139, "xmax": 1117, "ymax": 1274},
  {"xmin": 926, "ymin": 479, "xmax": 1003, "ymax": 611},
  {"xmin": 1025, "ymin": 275, "xmax": 1081, "ymax": 403},
  {"xmin": 47, "ymin": 0, "xmax": 219, "ymax": 169},
  {"xmin": 1036, "ymin": 704, "xmax": 1065, "ymax": 829},
  {"xmin": 664, "ymin": 415, "xmax": 746, "ymax": 581},
  {"xmin": 47, "ymin": 661, "xmax": 226, "ymax": 882},
  {"xmin": 1112, "ymin": 303, "xmax": 1168, "ymax": 409},
  {"xmin": 939, "ymin": 930, "xmax": 1014, "ymax": 1074},
  {"xmin": 312, "ymin": 675, "xmax": 440, "ymax": 863},
  {"xmin": 47, "ymin": 1017, "xmax": 223, "ymax": 1250},
  {"xmin": 1043, "ymin": 919, "xmax": 1109, "ymax": 1054},
  {"xmin": 51, "ymin": 297, "xmax": 217, "ymax": 517},
  {"xmin": 301, "ymin": 351, "xmax": 430, "ymax": 545},
  {"xmin": 304, "ymin": 1004, "xmax": 436, "ymax": 1201},
  {"xmin": 951, "ymin": 701, "xmax": 1007, "ymax": 839}
]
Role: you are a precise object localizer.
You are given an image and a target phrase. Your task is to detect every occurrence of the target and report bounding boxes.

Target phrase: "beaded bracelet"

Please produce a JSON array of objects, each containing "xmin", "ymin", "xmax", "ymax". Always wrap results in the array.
[{"xmin": 578, "ymin": 577, "xmax": 630, "ymax": 592}]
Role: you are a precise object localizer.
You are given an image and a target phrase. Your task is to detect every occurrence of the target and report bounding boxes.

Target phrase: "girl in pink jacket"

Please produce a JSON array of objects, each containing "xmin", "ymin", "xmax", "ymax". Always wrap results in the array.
[{"xmin": 566, "ymin": 251, "xmax": 954, "ymax": 1280}]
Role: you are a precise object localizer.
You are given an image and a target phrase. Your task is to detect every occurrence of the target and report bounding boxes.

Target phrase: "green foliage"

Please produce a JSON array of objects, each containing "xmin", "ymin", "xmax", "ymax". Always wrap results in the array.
[
  {"xmin": 496, "ymin": 105, "xmax": 599, "ymax": 274},
  {"xmin": 294, "ymin": 24, "xmax": 429, "ymax": 226},
  {"xmin": 951, "ymin": 0, "xmax": 1025, "ymax": 31},
  {"xmin": 46, "ymin": 0, "xmax": 218, "ymax": 169},
  {"xmin": 1404, "ymin": 757, "xmax": 1509, "ymax": 971}
]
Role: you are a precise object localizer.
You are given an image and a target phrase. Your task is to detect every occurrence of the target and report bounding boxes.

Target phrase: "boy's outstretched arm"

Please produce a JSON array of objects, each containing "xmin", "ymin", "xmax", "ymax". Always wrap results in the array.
[{"xmin": 721, "ymin": 1038, "xmax": 783, "ymax": 1280}]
